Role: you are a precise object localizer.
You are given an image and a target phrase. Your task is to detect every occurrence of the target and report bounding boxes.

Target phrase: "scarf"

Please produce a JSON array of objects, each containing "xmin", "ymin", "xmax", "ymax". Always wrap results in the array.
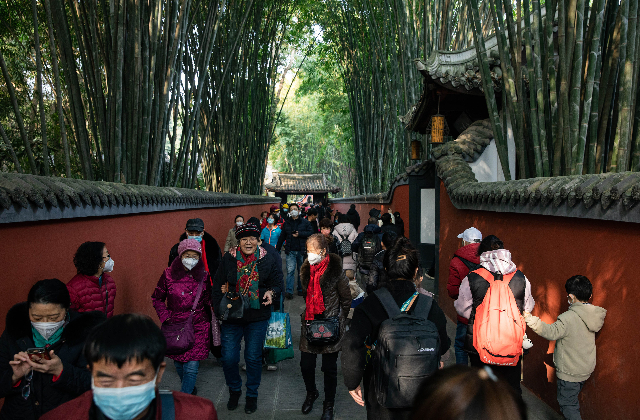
[
  {"xmin": 236, "ymin": 248, "xmax": 260, "ymax": 309},
  {"xmin": 201, "ymin": 239, "xmax": 211, "ymax": 284},
  {"xmin": 305, "ymin": 255, "xmax": 330, "ymax": 320}
]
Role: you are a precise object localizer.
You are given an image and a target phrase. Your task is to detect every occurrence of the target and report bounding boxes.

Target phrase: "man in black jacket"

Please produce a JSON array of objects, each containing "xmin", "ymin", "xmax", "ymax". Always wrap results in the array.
[
  {"xmin": 276, "ymin": 203, "xmax": 314, "ymax": 299},
  {"xmin": 168, "ymin": 218, "xmax": 222, "ymax": 280}
]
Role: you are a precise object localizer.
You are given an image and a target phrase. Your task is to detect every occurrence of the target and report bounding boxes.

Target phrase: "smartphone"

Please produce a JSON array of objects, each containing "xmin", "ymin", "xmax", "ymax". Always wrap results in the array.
[{"xmin": 27, "ymin": 348, "xmax": 50, "ymax": 361}]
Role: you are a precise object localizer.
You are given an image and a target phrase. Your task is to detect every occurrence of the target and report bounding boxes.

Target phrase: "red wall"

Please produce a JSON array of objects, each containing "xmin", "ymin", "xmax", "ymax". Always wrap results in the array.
[
  {"xmin": 331, "ymin": 185, "xmax": 410, "ymax": 233},
  {"xmin": 438, "ymin": 181, "xmax": 634, "ymax": 419},
  {"xmin": 0, "ymin": 204, "xmax": 273, "ymax": 333}
]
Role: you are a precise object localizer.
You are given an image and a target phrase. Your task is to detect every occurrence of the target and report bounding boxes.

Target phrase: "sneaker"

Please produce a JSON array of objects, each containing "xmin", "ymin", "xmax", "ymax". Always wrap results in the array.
[
  {"xmin": 227, "ymin": 390, "xmax": 242, "ymax": 410},
  {"xmin": 267, "ymin": 364, "xmax": 277, "ymax": 371},
  {"xmin": 241, "ymin": 364, "xmax": 247, "ymax": 371},
  {"xmin": 285, "ymin": 293, "xmax": 293, "ymax": 300},
  {"xmin": 191, "ymin": 386, "xmax": 197, "ymax": 396},
  {"xmin": 245, "ymin": 396, "xmax": 258, "ymax": 414}
]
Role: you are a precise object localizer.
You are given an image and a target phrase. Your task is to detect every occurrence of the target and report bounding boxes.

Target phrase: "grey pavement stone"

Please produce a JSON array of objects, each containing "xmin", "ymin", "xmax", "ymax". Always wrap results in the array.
[{"xmin": 159, "ymin": 251, "xmax": 561, "ymax": 419}]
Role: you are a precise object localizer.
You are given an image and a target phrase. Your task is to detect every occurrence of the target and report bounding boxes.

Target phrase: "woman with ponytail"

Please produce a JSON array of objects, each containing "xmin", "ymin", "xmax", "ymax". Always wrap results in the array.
[
  {"xmin": 341, "ymin": 237, "xmax": 451, "ymax": 420},
  {"xmin": 299, "ymin": 233, "xmax": 352, "ymax": 420}
]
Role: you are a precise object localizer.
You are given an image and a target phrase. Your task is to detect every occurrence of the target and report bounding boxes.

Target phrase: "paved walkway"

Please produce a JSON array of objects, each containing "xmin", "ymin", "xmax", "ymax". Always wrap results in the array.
[{"xmin": 160, "ymin": 254, "xmax": 562, "ymax": 420}]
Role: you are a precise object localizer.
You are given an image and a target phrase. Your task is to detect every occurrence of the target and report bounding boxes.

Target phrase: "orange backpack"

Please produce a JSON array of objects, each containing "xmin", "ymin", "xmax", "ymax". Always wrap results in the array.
[{"xmin": 472, "ymin": 268, "xmax": 526, "ymax": 366}]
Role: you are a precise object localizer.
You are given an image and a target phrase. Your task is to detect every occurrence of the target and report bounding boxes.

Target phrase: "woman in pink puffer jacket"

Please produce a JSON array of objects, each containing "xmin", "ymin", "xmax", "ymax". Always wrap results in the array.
[
  {"xmin": 67, "ymin": 241, "xmax": 117, "ymax": 317},
  {"xmin": 152, "ymin": 239, "xmax": 212, "ymax": 395}
]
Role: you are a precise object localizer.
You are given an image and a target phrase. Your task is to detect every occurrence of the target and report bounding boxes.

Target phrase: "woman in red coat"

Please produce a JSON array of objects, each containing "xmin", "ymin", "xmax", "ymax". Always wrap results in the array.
[{"xmin": 67, "ymin": 241, "xmax": 117, "ymax": 318}]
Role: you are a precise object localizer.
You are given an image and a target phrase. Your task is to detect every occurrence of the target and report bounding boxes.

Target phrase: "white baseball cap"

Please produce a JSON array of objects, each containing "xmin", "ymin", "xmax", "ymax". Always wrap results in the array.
[{"xmin": 457, "ymin": 227, "xmax": 482, "ymax": 243}]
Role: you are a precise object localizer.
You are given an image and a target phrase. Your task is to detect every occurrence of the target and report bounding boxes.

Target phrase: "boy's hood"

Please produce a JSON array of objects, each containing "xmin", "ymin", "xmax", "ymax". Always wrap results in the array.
[{"xmin": 570, "ymin": 302, "xmax": 607, "ymax": 333}]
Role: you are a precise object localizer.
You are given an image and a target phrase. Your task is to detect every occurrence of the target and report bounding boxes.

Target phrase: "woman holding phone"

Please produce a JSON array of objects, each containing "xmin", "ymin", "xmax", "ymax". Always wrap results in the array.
[{"xmin": 0, "ymin": 279, "xmax": 105, "ymax": 420}]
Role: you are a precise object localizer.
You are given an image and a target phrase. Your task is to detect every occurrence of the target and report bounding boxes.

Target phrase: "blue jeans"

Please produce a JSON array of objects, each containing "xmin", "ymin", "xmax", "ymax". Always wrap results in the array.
[
  {"xmin": 173, "ymin": 360, "xmax": 199, "ymax": 394},
  {"xmin": 455, "ymin": 320, "xmax": 469, "ymax": 365},
  {"xmin": 286, "ymin": 251, "xmax": 304, "ymax": 294},
  {"xmin": 220, "ymin": 320, "xmax": 269, "ymax": 397}
]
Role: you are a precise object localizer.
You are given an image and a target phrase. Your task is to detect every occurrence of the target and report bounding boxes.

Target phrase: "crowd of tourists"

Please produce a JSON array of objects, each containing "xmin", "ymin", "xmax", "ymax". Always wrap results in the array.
[{"xmin": 0, "ymin": 201, "xmax": 606, "ymax": 420}]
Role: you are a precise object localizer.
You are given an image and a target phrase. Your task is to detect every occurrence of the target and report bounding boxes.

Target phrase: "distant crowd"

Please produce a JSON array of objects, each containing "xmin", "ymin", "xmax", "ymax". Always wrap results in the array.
[{"xmin": 0, "ymin": 201, "xmax": 606, "ymax": 420}]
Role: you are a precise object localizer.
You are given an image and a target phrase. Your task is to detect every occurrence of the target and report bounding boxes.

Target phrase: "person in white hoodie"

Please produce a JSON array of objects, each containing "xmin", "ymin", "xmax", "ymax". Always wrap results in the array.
[
  {"xmin": 524, "ymin": 275, "xmax": 606, "ymax": 420},
  {"xmin": 333, "ymin": 214, "xmax": 358, "ymax": 271},
  {"xmin": 454, "ymin": 235, "xmax": 535, "ymax": 396}
]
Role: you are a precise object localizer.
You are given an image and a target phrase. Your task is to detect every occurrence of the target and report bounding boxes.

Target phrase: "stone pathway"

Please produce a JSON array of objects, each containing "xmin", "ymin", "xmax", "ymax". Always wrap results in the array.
[{"xmin": 160, "ymin": 253, "xmax": 562, "ymax": 420}]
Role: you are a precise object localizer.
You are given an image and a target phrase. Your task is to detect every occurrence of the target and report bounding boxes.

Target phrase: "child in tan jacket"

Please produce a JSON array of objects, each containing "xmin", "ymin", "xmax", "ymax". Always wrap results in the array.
[{"xmin": 524, "ymin": 275, "xmax": 606, "ymax": 420}]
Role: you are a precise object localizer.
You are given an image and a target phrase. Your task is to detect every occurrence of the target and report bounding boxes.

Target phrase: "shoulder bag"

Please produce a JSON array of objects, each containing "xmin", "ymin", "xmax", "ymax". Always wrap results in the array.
[
  {"xmin": 219, "ymin": 281, "xmax": 250, "ymax": 321},
  {"xmin": 161, "ymin": 277, "xmax": 205, "ymax": 355},
  {"xmin": 305, "ymin": 315, "xmax": 341, "ymax": 346}
]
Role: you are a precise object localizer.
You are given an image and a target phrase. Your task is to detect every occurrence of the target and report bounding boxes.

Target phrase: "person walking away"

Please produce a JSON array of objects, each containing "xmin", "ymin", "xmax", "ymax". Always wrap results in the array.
[
  {"xmin": 524, "ymin": 275, "xmax": 606, "ymax": 420},
  {"xmin": 332, "ymin": 214, "xmax": 358, "ymax": 272},
  {"xmin": 168, "ymin": 218, "xmax": 222, "ymax": 280},
  {"xmin": 447, "ymin": 227, "xmax": 482, "ymax": 366},
  {"xmin": 352, "ymin": 219, "xmax": 382, "ymax": 292},
  {"xmin": 212, "ymin": 223, "xmax": 283, "ymax": 414},
  {"xmin": 393, "ymin": 212, "xmax": 405, "ymax": 237},
  {"xmin": 153, "ymin": 239, "xmax": 211, "ymax": 396},
  {"xmin": 367, "ymin": 231, "xmax": 398, "ymax": 294},
  {"xmin": 276, "ymin": 203, "xmax": 314, "ymax": 299},
  {"xmin": 379, "ymin": 213, "xmax": 399, "ymax": 237},
  {"xmin": 307, "ymin": 209, "xmax": 320, "ymax": 234},
  {"xmin": 299, "ymin": 234, "xmax": 351, "ymax": 420},
  {"xmin": 454, "ymin": 235, "xmax": 535, "ymax": 396},
  {"xmin": 319, "ymin": 218, "xmax": 339, "ymax": 255},
  {"xmin": 0, "ymin": 279, "xmax": 105, "ymax": 420},
  {"xmin": 40, "ymin": 314, "xmax": 218, "ymax": 420},
  {"xmin": 346, "ymin": 204, "xmax": 361, "ymax": 231},
  {"xmin": 342, "ymin": 237, "xmax": 451, "ymax": 420},
  {"xmin": 224, "ymin": 215, "xmax": 244, "ymax": 253},
  {"xmin": 346, "ymin": 269, "xmax": 364, "ymax": 320},
  {"xmin": 67, "ymin": 242, "xmax": 117, "ymax": 318},
  {"xmin": 260, "ymin": 214, "xmax": 282, "ymax": 247},
  {"xmin": 410, "ymin": 365, "xmax": 527, "ymax": 420}
]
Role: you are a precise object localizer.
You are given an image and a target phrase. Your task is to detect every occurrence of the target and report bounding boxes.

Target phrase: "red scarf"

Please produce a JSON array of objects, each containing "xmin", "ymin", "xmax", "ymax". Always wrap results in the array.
[
  {"xmin": 201, "ymin": 239, "xmax": 211, "ymax": 284},
  {"xmin": 305, "ymin": 255, "xmax": 330, "ymax": 320}
]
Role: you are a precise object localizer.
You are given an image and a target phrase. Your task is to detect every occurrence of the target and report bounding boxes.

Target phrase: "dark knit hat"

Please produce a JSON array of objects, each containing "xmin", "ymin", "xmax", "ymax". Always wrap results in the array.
[
  {"xmin": 235, "ymin": 222, "xmax": 261, "ymax": 240},
  {"xmin": 369, "ymin": 208, "xmax": 381, "ymax": 219}
]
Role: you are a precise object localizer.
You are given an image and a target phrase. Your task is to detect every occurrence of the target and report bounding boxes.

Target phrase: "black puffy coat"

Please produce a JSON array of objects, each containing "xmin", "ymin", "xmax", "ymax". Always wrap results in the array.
[
  {"xmin": 0, "ymin": 303, "xmax": 105, "ymax": 420},
  {"xmin": 367, "ymin": 250, "xmax": 387, "ymax": 295},
  {"xmin": 341, "ymin": 280, "xmax": 450, "ymax": 420},
  {"xmin": 299, "ymin": 253, "xmax": 352, "ymax": 354},
  {"xmin": 168, "ymin": 231, "xmax": 222, "ymax": 279},
  {"xmin": 346, "ymin": 208, "xmax": 361, "ymax": 231},
  {"xmin": 211, "ymin": 246, "xmax": 284, "ymax": 325}
]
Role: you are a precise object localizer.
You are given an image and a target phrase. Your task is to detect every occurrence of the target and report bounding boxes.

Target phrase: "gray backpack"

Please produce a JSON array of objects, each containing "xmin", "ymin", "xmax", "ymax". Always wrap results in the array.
[{"xmin": 373, "ymin": 288, "xmax": 441, "ymax": 409}]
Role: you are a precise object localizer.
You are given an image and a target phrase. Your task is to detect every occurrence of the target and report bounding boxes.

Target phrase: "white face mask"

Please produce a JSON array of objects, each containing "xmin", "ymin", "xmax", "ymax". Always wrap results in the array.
[
  {"xmin": 103, "ymin": 258, "xmax": 114, "ymax": 273},
  {"xmin": 31, "ymin": 319, "xmax": 66, "ymax": 340},
  {"xmin": 182, "ymin": 257, "xmax": 199, "ymax": 271},
  {"xmin": 290, "ymin": 210, "xmax": 299, "ymax": 217},
  {"xmin": 308, "ymin": 252, "xmax": 323, "ymax": 265},
  {"xmin": 236, "ymin": 221, "xmax": 243, "ymax": 226}
]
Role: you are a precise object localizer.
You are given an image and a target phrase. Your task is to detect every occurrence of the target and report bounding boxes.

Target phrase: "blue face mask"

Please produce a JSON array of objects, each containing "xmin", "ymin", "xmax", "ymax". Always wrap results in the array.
[
  {"xmin": 188, "ymin": 235, "xmax": 203, "ymax": 243},
  {"xmin": 267, "ymin": 218, "xmax": 274, "ymax": 224},
  {"xmin": 92, "ymin": 374, "xmax": 157, "ymax": 420}
]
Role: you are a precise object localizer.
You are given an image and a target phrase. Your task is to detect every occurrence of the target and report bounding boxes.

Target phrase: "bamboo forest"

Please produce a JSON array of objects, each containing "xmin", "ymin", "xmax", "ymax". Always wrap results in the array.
[{"xmin": 2, "ymin": 0, "xmax": 640, "ymax": 196}]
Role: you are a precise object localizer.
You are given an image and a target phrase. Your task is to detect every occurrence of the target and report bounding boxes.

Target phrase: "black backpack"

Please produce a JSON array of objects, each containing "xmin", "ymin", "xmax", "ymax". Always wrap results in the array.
[
  {"xmin": 338, "ymin": 232, "xmax": 353, "ymax": 256},
  {"xmin": 455, "ymin": 255, "xmax": 482, "ymax": 272},
  {"xmin": 373, "ymin": 288, "xmax": 441, "ymax": 409},
  {"xmin": 359, "ymin": 233, "xmax": 379, "ymax": 270}
]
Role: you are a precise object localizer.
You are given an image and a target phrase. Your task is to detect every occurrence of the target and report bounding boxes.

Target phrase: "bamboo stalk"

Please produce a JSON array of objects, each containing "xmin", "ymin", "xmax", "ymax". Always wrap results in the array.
[
  {"xmin": 0, "ymin": 122, "xmax": 23, "ymax": 173},
  {"xmin": 568, "ymin": 0, "xmax": 587, "ymax": 174}
]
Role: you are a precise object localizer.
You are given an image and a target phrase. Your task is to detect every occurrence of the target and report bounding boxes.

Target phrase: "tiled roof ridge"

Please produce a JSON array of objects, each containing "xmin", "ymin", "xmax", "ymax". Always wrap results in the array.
[
  {"xmin": 435, "ymin": 119, "xmax": 640, "ymax": 220},
  {"xmin": 0, "ymin": 172, "xmax": 276, "ymax": 212},
  {"xmin": 265, "ymin": 172, "xmax": 340, "ymax": 193}
]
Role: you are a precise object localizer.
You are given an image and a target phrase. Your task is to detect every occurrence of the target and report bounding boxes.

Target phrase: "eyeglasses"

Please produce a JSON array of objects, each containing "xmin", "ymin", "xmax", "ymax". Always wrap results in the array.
[{"xmin": 22, "ymin": 369, "xmax": 33, "ymax": 400}]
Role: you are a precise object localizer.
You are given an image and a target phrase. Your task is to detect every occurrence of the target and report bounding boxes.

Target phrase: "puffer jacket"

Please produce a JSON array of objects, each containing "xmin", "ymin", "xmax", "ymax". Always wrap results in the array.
[
  {"xmin": 0, "ymin": 303, "xmax": 106, "ymax": 420},
  {"xmin": 211, "ymin": 246, "xmax": 284, "ymax": 325},
  {"xmin": 224, "ymin": 227, "xmax": 238, "ymax": 253},
  {"xmin": 447, "ymin": 243, "xmax": 480, "ymax": 324},
  {"xmin": 152, "ymin": 258, "xmax": 212, "ymax": 362},
  {"xmin": 332, "ymin": 223, "xmax": 358, "ymax": 271},
  {"xmin": 67, "ymin": 273, "xmax": 116, "ymax": 318},
  {"xmin": 299, "ymin": 254, "xmax": 352, "ymax": 354}
]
